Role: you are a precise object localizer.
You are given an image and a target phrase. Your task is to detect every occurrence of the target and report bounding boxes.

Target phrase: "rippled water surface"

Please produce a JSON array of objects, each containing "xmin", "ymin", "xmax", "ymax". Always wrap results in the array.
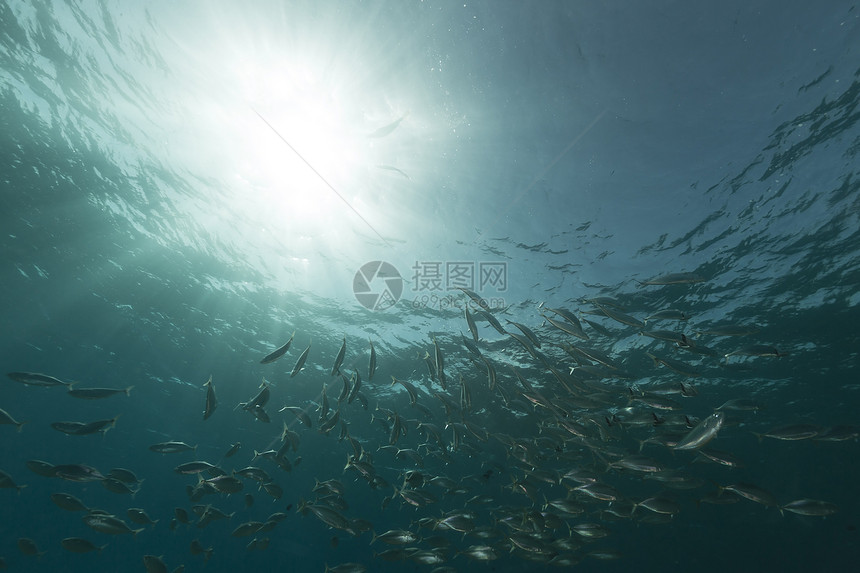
[{"xmin": 1, "ymin": 1, "xmax": 859, "ymax": 572}]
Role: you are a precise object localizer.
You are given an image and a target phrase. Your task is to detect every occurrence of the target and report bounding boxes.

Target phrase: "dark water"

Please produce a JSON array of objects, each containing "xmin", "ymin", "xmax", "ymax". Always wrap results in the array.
[{"xmin": 2, "ymin": 1, "xmax": 859, "ymax": 572}]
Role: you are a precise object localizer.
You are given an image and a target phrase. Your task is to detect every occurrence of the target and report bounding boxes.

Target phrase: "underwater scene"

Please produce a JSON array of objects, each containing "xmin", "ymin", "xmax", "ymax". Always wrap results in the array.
[{"xmin": 1, "ymin": 1, "xmax": 859, "ymax": 572}]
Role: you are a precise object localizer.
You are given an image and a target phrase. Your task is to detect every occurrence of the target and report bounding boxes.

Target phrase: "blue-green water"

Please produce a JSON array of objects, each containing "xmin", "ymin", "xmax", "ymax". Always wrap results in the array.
[{"xmin": 2, "ymin": 1, "xmax": 859, "ymax": 572}]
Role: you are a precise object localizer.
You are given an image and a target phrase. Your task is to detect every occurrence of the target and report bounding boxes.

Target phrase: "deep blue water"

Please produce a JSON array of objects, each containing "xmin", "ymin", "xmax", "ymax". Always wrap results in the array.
[{"xmin": 2, "ymin": 1, "xmax": 859, "ymax": 572}]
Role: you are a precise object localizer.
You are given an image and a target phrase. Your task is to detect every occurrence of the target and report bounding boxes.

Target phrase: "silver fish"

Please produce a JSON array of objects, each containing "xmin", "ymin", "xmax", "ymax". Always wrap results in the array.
[
  {"xmin": 507, "ymin": 317, "xmax": 540, "ymax": 348},
  {"xmin": 464, "ymin": 307, "xmax": 479, "ymax": 342},
  {"xmin": 50, "ymin": 492, "xmax": 89, "ymax": 511},
  {"xmin": 7, "ymin": 371, "xmax": 69, "ymax": 386},
  {"xmin": 142, "ymin": 555, "xmax": 168, "ymax": 573},
  {"xmin": 83, "ymin": 514, "xmax": 144, "ymax": 536},
  {"xmin": 647, "ymin": 352, "xmax": 699, "ymax": 377},
  {"xmin": 720, "ymin": 482, "xmax": 778, "ymax": 507},
  {"xmin": 753, "ymin": 424, "xmax": 820, "ymax": 442},
  {"xmin": 348, "ymin": 371, "xmax": 362, "ymax": 404},
  {"xmin": 61, "ymin": 537, "xmax": 105, "ymax": 553},
  {"xmin": 368, "ymin": 339, "xmax": 377, "ymax": 380},
  {"xmin": 240, "ymin": 381, "xmax": 270, "ymax": 412},
  {"xmin": 637, "ymin": 272, "xmax": 705, "ymax": 285},
  {"xmin": 543, "ymin": 314, "xmax": 588, "ymax": 340},
  {"xmin": 391, "ymin": 376, "xmax": 419, "ymax": 405},
  {"xmin": 0, "ymin": 407, "xmax": 26, "ymax": 432},
  {"xmin": 67, "ymin": 384, "xmax": 133, "ymax": 399},
  {"xmin": 432, "ymin": 336, "xmax": 446, "ymax": 389},
  {"xmin": 51, "ymin": 415, "xmax": 120, "ymax": 436},
  {"xmin": 0, "ymin": 469, "xmax": 26, "ymax": 493},
  {"xmin": 674, "ymin": 412, "xmax": 725, "ymax": 450},
  {"xmin": 149, "ymin": 441, "xmax": 197, "ymax": 454},
  {"xmin": 203, "ymin": 375, "xmax": 217, "ymax": 420},
  {"xmin": 456, "ymin": 286, "xmax": 491, "ymax": 311},
  {"xmin": 644, "ymin": 309, "xmax": 691, "ymax": 322},
  {"xmin": 52, "ymin": 464, "xmax": 105, "ymax": 482},
  {"xmin": 367, "ymin": 115, "xmax": 406, "ymax": 138},
  {"xmin": 694, "ymin": 324, "xmax": 759, "ymax": 337},
  {"xmin": 279, "ymin": 406, "xmax": 312, "ymax": 428},
  {"xmin": 724, "ymin": 345, "xmax": 784, "ymax": 362},
  {"xmin": 780, "ymin": 498, "xmax": 838, "ymax": 516},
  {"xmin": 595, "ymin": 304, "xmax": 644, "ymax": 329},
  {"xmin": 331, "ymin": 336, "xmax": 346, "ymax": 376},
  {"xmin": 475, "ymin": 309, "xmax": 507, "ymax": 335},
  {"xmin": 260, "ymin": 331, "xmax": 295, "ymax": 364},
  {"xmin": 127, "ymin": 508, "xmax": 158, "ymax": 526},
  {"xmin": 291, "ymin": 342, "xmax": 312, "ymax": 378},
  {"xmin": 461, "ymin": 332, "xmax": 481, "ymax": 356},
  {"xmin": 376, "ymin": 164, "xmax": 410, "ymax": 179}
]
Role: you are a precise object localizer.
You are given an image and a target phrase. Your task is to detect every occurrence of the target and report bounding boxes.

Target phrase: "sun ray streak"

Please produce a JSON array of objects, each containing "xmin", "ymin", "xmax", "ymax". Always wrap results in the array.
[{"xmin": 252, "ymin": 108, "xmax": 392, "ymax": 247}]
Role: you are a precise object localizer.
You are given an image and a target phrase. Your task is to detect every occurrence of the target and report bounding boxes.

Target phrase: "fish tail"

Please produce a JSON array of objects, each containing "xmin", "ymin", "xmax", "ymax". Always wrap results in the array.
[
  {"xmin": 125, "ymin": 385, "xmax": 134, "ymax": 396},
  {"xmin": 594, "ymin": 450, "xmax": 612, "ymax": 473},
  {"xmin": 16, "ymin": 420, "xmax": 27, "ymax": 432}
]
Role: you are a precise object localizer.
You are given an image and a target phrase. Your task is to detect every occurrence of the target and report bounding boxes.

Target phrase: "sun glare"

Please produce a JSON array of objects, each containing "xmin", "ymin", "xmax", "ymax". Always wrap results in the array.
[
  {"xmin": 221, "ymin": 53, "xmax": 404, "ymax": 254},
  {"xmin": 166, "ymin": 12, "xmax": 425, "ymax": 278},
  {"xmin": 151, "ymin": 6, "xmax": 441, "ymax": 293},
  {"xmin": 243, "ymin": 64, "xmax": 361, "ymax": 199}
]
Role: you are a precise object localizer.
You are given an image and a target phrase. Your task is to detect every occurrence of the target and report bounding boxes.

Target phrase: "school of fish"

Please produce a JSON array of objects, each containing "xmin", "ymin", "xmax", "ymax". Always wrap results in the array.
[{"xmin": 1, "ymin": 272, "xmax": 854, "ymax": 572}]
